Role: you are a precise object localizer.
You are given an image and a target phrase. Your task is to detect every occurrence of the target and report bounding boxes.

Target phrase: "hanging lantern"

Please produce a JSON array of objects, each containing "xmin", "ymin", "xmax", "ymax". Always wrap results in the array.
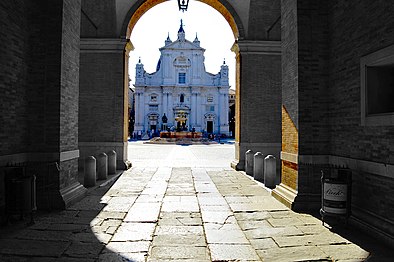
[{"xmin": 178, "ymin": 0, "xmax": 189, "ymax": 12}]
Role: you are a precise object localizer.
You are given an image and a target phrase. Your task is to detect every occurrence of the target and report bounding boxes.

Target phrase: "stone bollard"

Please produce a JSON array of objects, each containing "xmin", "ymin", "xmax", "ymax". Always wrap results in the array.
[
  {"xmin": 264, "ymin": 155, "xmax": 276, "ymax": 189},
  {"xmin": 84, "ymin": 156, "xmax": 96, "ymax": 187},
  {"xmin": 245, "ymin": 149, "xmax": 254, "ymax": 176},
  {"xmin": 107, "ymin": 150, "xmax": 117, "ymax": 175},
  {"xmin": 97, "ymin": 152, "xmax": 108, "ymax": 180},
  {"xmin": 253, "ymin": 152, "xmax": 264, "ymax": 182}
]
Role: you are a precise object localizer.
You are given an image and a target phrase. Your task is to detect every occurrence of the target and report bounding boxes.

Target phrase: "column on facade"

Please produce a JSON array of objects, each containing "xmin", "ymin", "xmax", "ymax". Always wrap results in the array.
[
  {"xmin": 139, "ymin": 92, "xmax": 145, "ymax": 131},
  {"xmin": 134, "ymin": 93, "xmax": 140, "ymax": 126},
  {"xmin": 196, "ymin": 90, "xmax": 201, "ymax": 130},
  {"xmin": 191, "ymin": 92, "xmax": 197, "ymax": 127},
  {"xmin": 168, "ymin": 91, "xmax": 173, "ymax": 127},
  {"xmin": 218, "ymin": 91, "xmax": 223, "ymax": 133},
  {"xmin": 163, "ymin": 92, "xmax": 168, "ymax": 120},
  {"xmin": 222, "ymin": 92, "xmax": 229, "ymax": 130}
]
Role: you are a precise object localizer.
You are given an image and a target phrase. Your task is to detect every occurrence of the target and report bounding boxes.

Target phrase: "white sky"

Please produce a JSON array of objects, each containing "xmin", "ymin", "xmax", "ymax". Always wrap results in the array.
[{"xmin": 128, "ymin": 0, "xmax": 236, "ymax": 89}]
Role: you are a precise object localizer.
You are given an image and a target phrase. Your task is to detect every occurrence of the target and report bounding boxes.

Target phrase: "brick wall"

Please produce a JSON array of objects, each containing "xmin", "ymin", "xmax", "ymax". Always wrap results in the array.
[
  {"xmin": 60, "ymin": 0, "xmax": 81, "ymax": 152},
  {"xmin": 281, "ymin": 106, "xmax": 298, "ymax": 190},
  {"xmin": 0, "ymin": 1, "xmax": 29, "ymax": 155},
  {"xmin": 329, "ymin": 0, "xmax": 394, "ymax": 162},
  {"xmin": 27, "ymin": 0, "xmax": 63, "ymax": 153},
  {"xmin": 240, "ymin": 54, "xmax": 281, "ymax": 143},
  {"xmin": 81, "ymin": 0, "xmax": 117, "ymax": 38},
  {"xmin": 248, "ymin": 0, "xmax": 281, "ymax": 40},
  {"xmin": 79, "ymin": 52, "xmax": 125, "ymax": 143},
  {"xmin": 281, "ymin": 0, "xmax": 298, "ymax": 129},
  {"xmin": 297, "ymin": 0, "xmax": 330, "ymax": 155},
  {"xmin": 328, "ymin": 0, "xmax": 394, "ymax": 236}
]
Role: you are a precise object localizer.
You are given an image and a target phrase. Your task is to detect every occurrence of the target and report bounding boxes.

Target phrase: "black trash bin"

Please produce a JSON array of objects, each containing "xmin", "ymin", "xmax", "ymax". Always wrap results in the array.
[
  {"xmin": 320, "ymin": 167, "xmax": 352, "ymax": 226},
  {"xmin": 5, "ymin": 167, "xmax": 36, "ymax": 224}
]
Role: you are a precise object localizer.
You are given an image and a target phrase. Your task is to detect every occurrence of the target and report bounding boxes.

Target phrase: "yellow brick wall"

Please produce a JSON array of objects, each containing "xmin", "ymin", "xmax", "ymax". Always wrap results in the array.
[{"xmin": 281, "ymin": 106, "xmax": 298, "ymax": 190}]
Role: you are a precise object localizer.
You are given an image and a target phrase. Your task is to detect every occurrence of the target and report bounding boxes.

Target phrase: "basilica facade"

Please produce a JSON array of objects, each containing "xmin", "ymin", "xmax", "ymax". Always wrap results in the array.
[{"xmin": 133, "ymin": 22, "xmax": 230, "ymax": 136}]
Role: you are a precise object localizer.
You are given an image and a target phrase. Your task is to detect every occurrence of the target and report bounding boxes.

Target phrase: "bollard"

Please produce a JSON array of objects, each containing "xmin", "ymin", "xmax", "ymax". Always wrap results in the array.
[
  {"xmin": 245, "ymin": 150, "xmax": 254, "ymax": 176},
  {"xmin": 264, "ymin": 155, "xmax": 276, "ymax": 189},
  {"xmin": 97, "ymin": 153, "xmax": 108, "ymax": 180},
  {"xmin": 84, "ymin": 156, "xmax": 96, "ymax": 187},
  {"xmin": 107, "ymin": 150, "xmax": 117, "ymax": 175},
  {"xmin": 253, "ymin": 152, "xmax": 264, "ymax": 182}
]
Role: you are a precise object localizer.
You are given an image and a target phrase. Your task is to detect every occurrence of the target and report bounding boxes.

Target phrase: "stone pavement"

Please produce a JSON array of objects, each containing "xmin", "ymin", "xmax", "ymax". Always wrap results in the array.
[{"xmin": 0, "ymin": 142, "xmax": 393, "ymax": 261}]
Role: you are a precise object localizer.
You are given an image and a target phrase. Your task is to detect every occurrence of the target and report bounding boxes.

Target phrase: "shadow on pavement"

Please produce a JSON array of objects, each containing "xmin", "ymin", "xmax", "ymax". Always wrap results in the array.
[
  {"xmin": 305, "ymin": 211, "xmax": 394, "ymax": 261},
  {"xmin": 0, "ymin": 174, "xmax": 141, "ymax": 262}
]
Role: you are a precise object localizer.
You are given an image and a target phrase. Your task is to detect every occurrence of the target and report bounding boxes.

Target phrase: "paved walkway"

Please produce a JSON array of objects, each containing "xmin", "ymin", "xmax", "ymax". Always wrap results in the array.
[{"xmin": 0, "ymin": 141, "xmax": 393, "ymax": 261}]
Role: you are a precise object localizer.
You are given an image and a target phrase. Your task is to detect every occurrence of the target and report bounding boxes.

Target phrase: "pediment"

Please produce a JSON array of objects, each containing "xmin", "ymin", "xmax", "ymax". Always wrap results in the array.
[{"xmin": 160, "ymin": 39, "xmax": 204, "ymax": 51}]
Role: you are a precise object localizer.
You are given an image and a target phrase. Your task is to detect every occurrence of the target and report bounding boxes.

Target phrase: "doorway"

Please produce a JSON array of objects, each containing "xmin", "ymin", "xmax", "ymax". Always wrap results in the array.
[{"xmin": 207, "ymin": 121, "xmax": 213, "ymax": 133}]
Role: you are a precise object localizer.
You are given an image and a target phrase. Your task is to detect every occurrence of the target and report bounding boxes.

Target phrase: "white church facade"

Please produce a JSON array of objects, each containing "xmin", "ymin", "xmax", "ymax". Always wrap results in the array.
[{"xmin": 133, "ymin": 21, "xmax": 230, "ymax": 136}]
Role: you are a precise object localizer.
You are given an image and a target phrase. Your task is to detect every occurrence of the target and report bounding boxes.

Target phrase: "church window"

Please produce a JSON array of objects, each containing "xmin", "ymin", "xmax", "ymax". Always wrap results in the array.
[
  {"xmin": 179, "ymin": 73, "xmax": 186, "ymax": 84},
  {"xmin": 150, "ymin": 95, "xmax": 157, "ymax": 102},
  {"xmin": 361, "ymin": 44, "xmax": 394, "ymax": 126},
  {"xmin": 207, "ymin": 96, "xmax": 213, "ymax": 103},
  {"xmin": 180, "ymin": 94, "xmax": 185, "ymax": 103}
]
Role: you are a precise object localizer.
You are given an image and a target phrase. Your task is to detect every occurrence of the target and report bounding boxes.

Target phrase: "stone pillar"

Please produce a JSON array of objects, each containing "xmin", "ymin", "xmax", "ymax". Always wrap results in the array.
[
  {"xmin": 79, "ymin": 38, "xmax": 132, "ymax": 170},
  {"xmin": 107, "ymin": 150, "xmax": 117, "ymax": 175},
  {"xmin": 231, "ymin": 41, "xmax": 282, "ymax": 171},
  {"xmin": 264, "ymin": 155, "xmax": 276, "ymax": 189},
  {"xmin": 97, "ymin": 153, "xmax": 108, "ymax": 180},
  {"xmin": 245, "ymin": 149, "xmax": 255, "ymax": 176},
  {"xmin": 253, "ymin": 152, "xmax": 264, "ymax": 182},
  {"xmin": 84, "ymin": 156, "xmax": 96, "ymax": 187}
]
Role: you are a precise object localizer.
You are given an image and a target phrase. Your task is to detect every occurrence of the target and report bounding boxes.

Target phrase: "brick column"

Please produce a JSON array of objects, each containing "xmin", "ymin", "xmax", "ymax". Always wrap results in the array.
[
  {"xmin": 79, "ymin": 38, "xmax": 130, "ymax": 169},
  {"xmin": 231, "ymin": 40, "xmax": 282, "ymax": 171},
  {"xmin": 272, "ymin": 0, "xmax": 330, "ymax": 211},
  {"xmin": 14, "ymin": 0, "xmax": 86, "ymax": 209}
]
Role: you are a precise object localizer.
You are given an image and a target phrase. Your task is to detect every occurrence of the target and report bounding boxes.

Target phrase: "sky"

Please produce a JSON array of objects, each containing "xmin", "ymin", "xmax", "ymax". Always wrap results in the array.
[{"xmin": 128, "ymin": 0, "xmax": 236, "ymax": 89}]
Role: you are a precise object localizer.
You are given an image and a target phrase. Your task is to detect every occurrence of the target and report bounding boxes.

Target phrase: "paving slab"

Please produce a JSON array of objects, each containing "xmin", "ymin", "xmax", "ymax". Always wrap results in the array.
[
  {"xmin": 257, "ymin": 246, "xmax": 330, "ymax": 262},
  {"xmin": 105, "ymin": 241, "xmax": 151, "ymax": 253},
  {"xmin": 111, "ymin": 222, "xmax": 156, "ymax": 241},
  {"xmin": 152, "ymin": 234, "xmax": 206, "ymax": 246},
  {"xmin": 124, "ymin": 202, "xmax": 161, "ymax": 222},
  {"xmin": 149, "ymin": 246, "xmax": 210, "ymax": 260},
  {"xmin": 209, "ymin": 244, "xmax": 261, "ymax": 261}
]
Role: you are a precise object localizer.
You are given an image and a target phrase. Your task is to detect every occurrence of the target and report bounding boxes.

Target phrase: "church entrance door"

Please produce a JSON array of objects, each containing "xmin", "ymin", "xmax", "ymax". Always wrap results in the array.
[{"xmin": 207, "ymin": 121, "xmax": 213, "ymax": 133}]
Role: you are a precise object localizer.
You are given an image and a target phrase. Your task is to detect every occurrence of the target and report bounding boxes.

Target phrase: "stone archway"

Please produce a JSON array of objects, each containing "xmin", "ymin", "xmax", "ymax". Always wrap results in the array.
[
  {"xmin": 79, "ymin": 0, "xmax": 282, "ymax": 175},
  {"xmin": 79, "ymin": 0, "xmax": 245, "ymax": 169},
  {"xmin": 121, "ymin": 0, "xmax": 244, "ymax": 40}
]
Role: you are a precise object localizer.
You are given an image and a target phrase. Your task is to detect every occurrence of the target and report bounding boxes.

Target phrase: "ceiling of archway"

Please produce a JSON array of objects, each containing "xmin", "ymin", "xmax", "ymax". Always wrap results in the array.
[{"xmin": 126, "ymin": 0, "xmax": 239, "ymax": 40}]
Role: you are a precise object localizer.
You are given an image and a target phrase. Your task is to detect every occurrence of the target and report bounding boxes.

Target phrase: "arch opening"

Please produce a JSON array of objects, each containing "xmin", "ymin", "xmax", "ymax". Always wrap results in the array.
[
  {"xmin": 123, "ymin": 0, "xmax": 242, "ymax": 40},
  {"xmin": 127, "ymin": 0, "xmax": 239, "ymax": 139}
]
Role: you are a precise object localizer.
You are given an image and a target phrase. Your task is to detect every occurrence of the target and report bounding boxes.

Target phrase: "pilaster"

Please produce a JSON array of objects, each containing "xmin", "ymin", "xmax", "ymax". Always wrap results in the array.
[
  {"xmin": 79, "ymin": 38, "xmax": 130, "ymax": 169},
  {"xmin": 231, "ymin": 40, "xmax": 282, "ymax": 170}
]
